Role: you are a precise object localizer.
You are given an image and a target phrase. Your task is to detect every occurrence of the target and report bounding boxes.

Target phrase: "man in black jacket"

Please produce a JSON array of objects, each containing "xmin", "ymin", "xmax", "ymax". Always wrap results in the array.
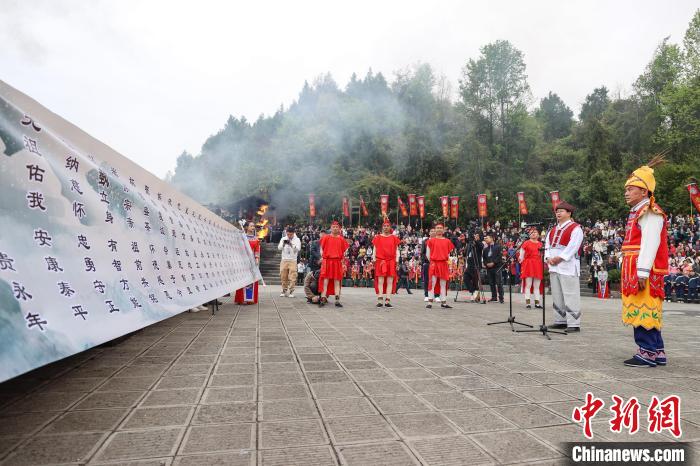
[
  {"xmin": 482, "ymin": 233, "xmax": 504, "ymax": 303},
  {"xmin": 421, "ymin": 227, "xmax": 436, "ymax": 302},
  {"xmin": 463, "ymin": 232, "xmax": 484, "ymax": 299}
]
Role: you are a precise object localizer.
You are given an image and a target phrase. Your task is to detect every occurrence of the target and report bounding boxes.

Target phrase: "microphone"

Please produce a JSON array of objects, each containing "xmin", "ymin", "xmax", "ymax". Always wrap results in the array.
[{"xmin": 523, "ymin": 222, "xmax": 544, "ymax": 227}]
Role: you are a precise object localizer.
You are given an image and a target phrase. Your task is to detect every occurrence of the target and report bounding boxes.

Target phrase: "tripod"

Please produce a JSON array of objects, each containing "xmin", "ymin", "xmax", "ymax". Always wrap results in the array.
[
  {"xmin": 516, "ymin": 227, "xmax": 567, "ymax": 340},
  {"xmin": 487, "ymin": 237, "xmax": 532, "ymax": 330},
  {"xmin": 455, "ymin": 240, "xmax": 486, "ymax": 303}
]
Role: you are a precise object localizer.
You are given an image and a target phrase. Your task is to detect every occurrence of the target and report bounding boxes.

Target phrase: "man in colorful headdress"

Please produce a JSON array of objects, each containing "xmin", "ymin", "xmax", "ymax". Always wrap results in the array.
[
  {"xmin": 544, "ymin": 201, "xmax": 584, "ymax": 332},
  {"xmin": 621, "ymin": 156, "xmax": 669, "ymax": 367},
  {"xmin": 372, "ymin": 218, "xmax": 401, "ymax": 308},
  {"xmin": 319, "ymin": 220, "xmax": 349, "ymax": 308}
]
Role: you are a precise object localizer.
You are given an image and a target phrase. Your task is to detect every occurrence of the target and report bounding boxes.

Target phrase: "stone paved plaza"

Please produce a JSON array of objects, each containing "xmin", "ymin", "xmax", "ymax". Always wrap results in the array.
[{"xmin": 0, "ymin": 288, "xmax": 699, "ymax": 465}]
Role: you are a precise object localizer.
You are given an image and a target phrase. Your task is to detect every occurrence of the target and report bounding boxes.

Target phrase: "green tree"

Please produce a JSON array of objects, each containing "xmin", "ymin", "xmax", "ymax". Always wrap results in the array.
[{"xmin": 535, "ymin": 91, "xmax": 573, "ymax": 141}]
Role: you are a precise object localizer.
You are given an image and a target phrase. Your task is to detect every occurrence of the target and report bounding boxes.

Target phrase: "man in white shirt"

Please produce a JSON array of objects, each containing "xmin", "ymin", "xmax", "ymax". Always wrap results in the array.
[
  {"xmin": 544, "ymin": 201, "xmax": 584, "ymax": 332},
  {"xmin": 278, "ymin": 227, "xmax": 301, "ymax": 297}
]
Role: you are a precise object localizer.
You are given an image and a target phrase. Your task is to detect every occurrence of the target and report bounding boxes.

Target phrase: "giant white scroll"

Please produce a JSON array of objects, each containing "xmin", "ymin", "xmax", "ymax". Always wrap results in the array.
[{"xmin": 0, "ymin": 80, "xmax": 261, "ymax": 383}]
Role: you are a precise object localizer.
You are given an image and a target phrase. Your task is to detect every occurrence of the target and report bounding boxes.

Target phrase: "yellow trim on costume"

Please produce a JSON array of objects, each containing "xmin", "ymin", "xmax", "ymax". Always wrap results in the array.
[{"xmin": 621, "ymin": 281, "xmax": 663, "ymax": 331}]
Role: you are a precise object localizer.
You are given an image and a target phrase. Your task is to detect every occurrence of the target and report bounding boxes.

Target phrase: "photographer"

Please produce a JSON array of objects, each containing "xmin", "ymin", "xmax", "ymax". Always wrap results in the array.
[
  {"xmin": 463, "ymin": 231, "xmax": 484, "ymax": 300},
  {"xmin": 278, "ymin": 226, "xmax": 301, "ymax": 297},
  {"xmin": 304, "ymin": 269, "xmax": 321, "ymax": 304},
  {"xmin": 482, "ymin": 233, "xmax": 504, "ymax": 303}
]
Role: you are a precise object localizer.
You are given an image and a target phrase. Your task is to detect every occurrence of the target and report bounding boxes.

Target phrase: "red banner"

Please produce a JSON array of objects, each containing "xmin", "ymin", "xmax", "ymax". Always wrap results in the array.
[
  {"xmin": 380, "ymin": 194, "xmax": 389, "ymax": 216},
  {"xmin": 359, "ymin": 196, "xmax": 369, "ymax": 216},
  {"xmin": 417, "ymin": 196, "xmax": 425, "ymax": 219},
  {"xmin": 688, "ymin": 183, "xmax": 700, "ymax": 213},
  {"xmin": 440, "ymin": 196, "xmax": 449, "ymax": 217},
  {"xmin": 477, "ymin": 194, "xmax": 488, "ymax": 218},
  {"xmin": 408, "ymin": 194, "xmax": 417, "ymax": 216},
  {"xmin": 450, "ymin": 196, "xmax": 459, "ymax": 219},
  {"xmin": 517, "ymin": 192, "xmax": 528, "ymax": 215},
  {"xmin": 342, "ymin": 197, "xmax": 350, "ymax": 217},
  {"xmin": 397, "ymin": 196, "xmax": 408, "ymax": 217},
  {"xmin": 309, "ymin": 194, "xmax": 316, "ymax": 218},
  {"xmin": 550, "ymin": 191, "xmax": 560, "ymax": 211}
]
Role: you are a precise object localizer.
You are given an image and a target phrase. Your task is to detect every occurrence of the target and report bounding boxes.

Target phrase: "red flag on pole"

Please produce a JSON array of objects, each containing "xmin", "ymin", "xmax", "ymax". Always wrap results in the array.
[
  {"xmin": 397, "ymin": 196, "xmax": 408, "ymax": 217},
  {"xmin": 380, "ymin": 194, "xmax": 389, "ymax": 216},
  {"xmin": 342, "ymin": 197, "xmax": 350, "ymax": 218},
  {"xmin": 408, "ymin": 194, "xmax": 417, "ymax": 216},
  {"xmin": 517, "ymin": 192, "xmax": 528, "ymax": 215},
  {"xmin": 309, "ymin": 194, "xmax": 316, "ymax": 218},
  {"xmin": 550, "ymin": 191, "xmax": 560, "ymax": 211},
  {"xmin": 687, "ymin": 183, "xmax": 700, "ymax": 213},
  {"xmin": 450, "ymin": 196, "xmax": 459, "ymax": 219},
  {"xmin": 359, "ymin": 196, "xmax": 369, "ymax": 216},
  {"xmin": 417, "ymin": 196, "xmax": 425, "ymax": 218},
  {"xmin": 477, "ymin": 194, "xmax": 488, "ymax": 218},
  {"xmin": 440, "ymin": 196, "xmax": 449, "ymax": 217}
]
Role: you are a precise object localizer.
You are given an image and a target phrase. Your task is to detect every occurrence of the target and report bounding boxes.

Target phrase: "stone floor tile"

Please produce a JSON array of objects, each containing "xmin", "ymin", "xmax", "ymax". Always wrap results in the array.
[
  {"xmin": 43, "ymin": 408, "xmax": 128, "ymax": 433},
  {"xmin": 202, "ymin": 387, "xmax": 254, "ymax": 403},
  {"xmin": 215, "ymin": 363, "xmax": 256, "ymax": 374},
  {"xmin": 1, "ymin": 391, "xmax": 86, "ymax": 414},
  {"xmin": 311, "ymin": 382, "xmax": 362, "ymax": 399},
  {"xmin": 208, "ymin": 373, "xmax": 256, "ymax": 387},
  {"xmin": 443, "ymin": 408, "xmax": 517, "ymax": 433},
  {"xmin": 336, "ymin": 442, "xmax": 420, "ymax": 465},
  {"xmin": 260, "ymin": 383, "xmax": 310, "ymax": 400},
  {"xmin": 259, "ymin": 419, "xmax": 328, "ymax": 449},
  {"xmin": 260, "ymin": 398, "xmax": 318, "ymax": 421},
  {"xmin": 420, "ymin": 392, "xmax": 485, "ymax": 411},
  {"xmin": 465, "ymin": 389, "xmax": 528, "ymax": 407},
  {"xmin": 510, "ymin": 385, "xmax": 577, "ymax": 403},
  {"xmin": 2, "ymin": 432, "xmax": 106, "ymax": 466},
  {"xmin": 359, "ymin": 380, "xmax": 411, "ymax": 396},
  {"xmin": 470, "ymin": 430, "xmax": 562, "ymax": 464},
  {"xmin": 142, "ymin": 389, "xmax": 201, "ymax": 406},
  {"xmin": 258, "ymin": 446, "xmax": 337, "ymax": 466},
  {"xmin": 74, "ymin": 391, "xmax": 145, "ymax": 410},
  {"xmin": 99, "ymin": 377, "xmax": 158, "ymax": 392},
  {"xmin": 192, "ymin": 401, "xmax": 257, "ymax": 424},
  {"xmin": 260, "ymin": 371, "xmax": 304, "ymax": 385},
  {"xmin": 303, "ymin": 361, "xmax": 342, "ymax": 371},
  {"xmin": 179, "ymin": 423, "xmax": 254, "ymax": 454},
  {"xmin": 388, "ymin": 412, "xmax": 459, "ymax": 438},
  {"xmin": 411, "ymin": 435, "xmax": 495, "ymax": 465},
  {"xmin": 155, "ymin": 375, "xmax": 208, "ymax": 390},
  {"xmin": 318, "ymin": 397, "xmax": 378, "ymax": 418},
  {"xmin": 495, "ymin": 404, "xmax": 571, "ymax": 429},
  {"xmin": 96, "ymin": 427, "xmax": 184, "ymax": 462},
  {"xmin": 325, "ymin": 415, "xmax": 398, "ymax": 444},
  {"xmin": 372, "ymin": 395, "xmax": 432, "ymax": 415},
  {"xmin": 403, "ymin": 378, "xmax": 455, "ymax": 394},
  {"xmin": 173, "ymin": 451, "xmax": 254, "ymax": 465},
  {"xmin": 120, "ymin": 406, "xmax": 193, "ymax": 429}
]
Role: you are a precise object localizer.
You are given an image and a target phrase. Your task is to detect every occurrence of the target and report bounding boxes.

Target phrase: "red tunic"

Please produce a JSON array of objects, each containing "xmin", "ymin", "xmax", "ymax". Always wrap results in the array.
[
  {"xmin": 372, "ymin": 234, "xmax": 401, "ymax": 294},
  {"xmin": 235, "ymin": 236, "xmax": 260, "ymax": 304},
  {"xmin": 621, "ymin": 203, "xmax": 668, "ymax": 298},
  {"xmin": 427, "ymin": 237, "xmax": 454, "ymax": 281},
  {"xmin": 520, "ymin": 240, "xmax": 543, "ymax": 279},
  {"xmin": 320, "ymin": 234, "xmax": 349, "ymax": 284}
]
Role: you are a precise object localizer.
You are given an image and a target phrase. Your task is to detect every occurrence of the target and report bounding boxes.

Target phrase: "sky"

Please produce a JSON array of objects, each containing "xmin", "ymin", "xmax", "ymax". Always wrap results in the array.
[{"xmin": 1, "ymin": 0, "xmax": 698, "ymax": 179}]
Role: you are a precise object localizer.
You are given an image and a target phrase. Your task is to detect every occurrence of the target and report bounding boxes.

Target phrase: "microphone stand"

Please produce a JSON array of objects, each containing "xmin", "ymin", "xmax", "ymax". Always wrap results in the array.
[
  {"xmin": 487, "ymin": 237, "xmax": 533, "ymax": 330},
  {"xmin": 516, "ymin": 223, "xmax": 567, "ymax": 340}
]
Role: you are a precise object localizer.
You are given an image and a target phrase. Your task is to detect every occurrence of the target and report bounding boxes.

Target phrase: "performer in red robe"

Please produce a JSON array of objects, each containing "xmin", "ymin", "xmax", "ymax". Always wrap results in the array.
[
  {"xmin": 235, "ymin": 221, "xmax": 261, "ymax": 305},
  {"xmin": 519, "ymin": 227, "xmax": 544, "ymax": 308},
  {"xmin": 372, "ymin": 219, "xmax": 401, "ymax": 308},
  {"xmin": 425, "ymin": 223, "xmax": 454, "ymax": 309},
  {"xmin": 319, "ymin": 221, "xmax": 349, "ymax": 308}
]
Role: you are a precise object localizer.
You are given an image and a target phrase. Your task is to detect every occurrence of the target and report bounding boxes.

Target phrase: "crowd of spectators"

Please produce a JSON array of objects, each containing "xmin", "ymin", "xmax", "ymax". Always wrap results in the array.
[{"xmin": 269, "ymin": 212, "xmax": 700, "ymax": 302}]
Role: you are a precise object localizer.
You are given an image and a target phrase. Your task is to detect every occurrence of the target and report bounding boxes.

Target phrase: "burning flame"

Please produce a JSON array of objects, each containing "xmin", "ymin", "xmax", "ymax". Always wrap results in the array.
[{"xmin": 256, "ymin": 204, "xmax": 269, "ymax": 239}]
